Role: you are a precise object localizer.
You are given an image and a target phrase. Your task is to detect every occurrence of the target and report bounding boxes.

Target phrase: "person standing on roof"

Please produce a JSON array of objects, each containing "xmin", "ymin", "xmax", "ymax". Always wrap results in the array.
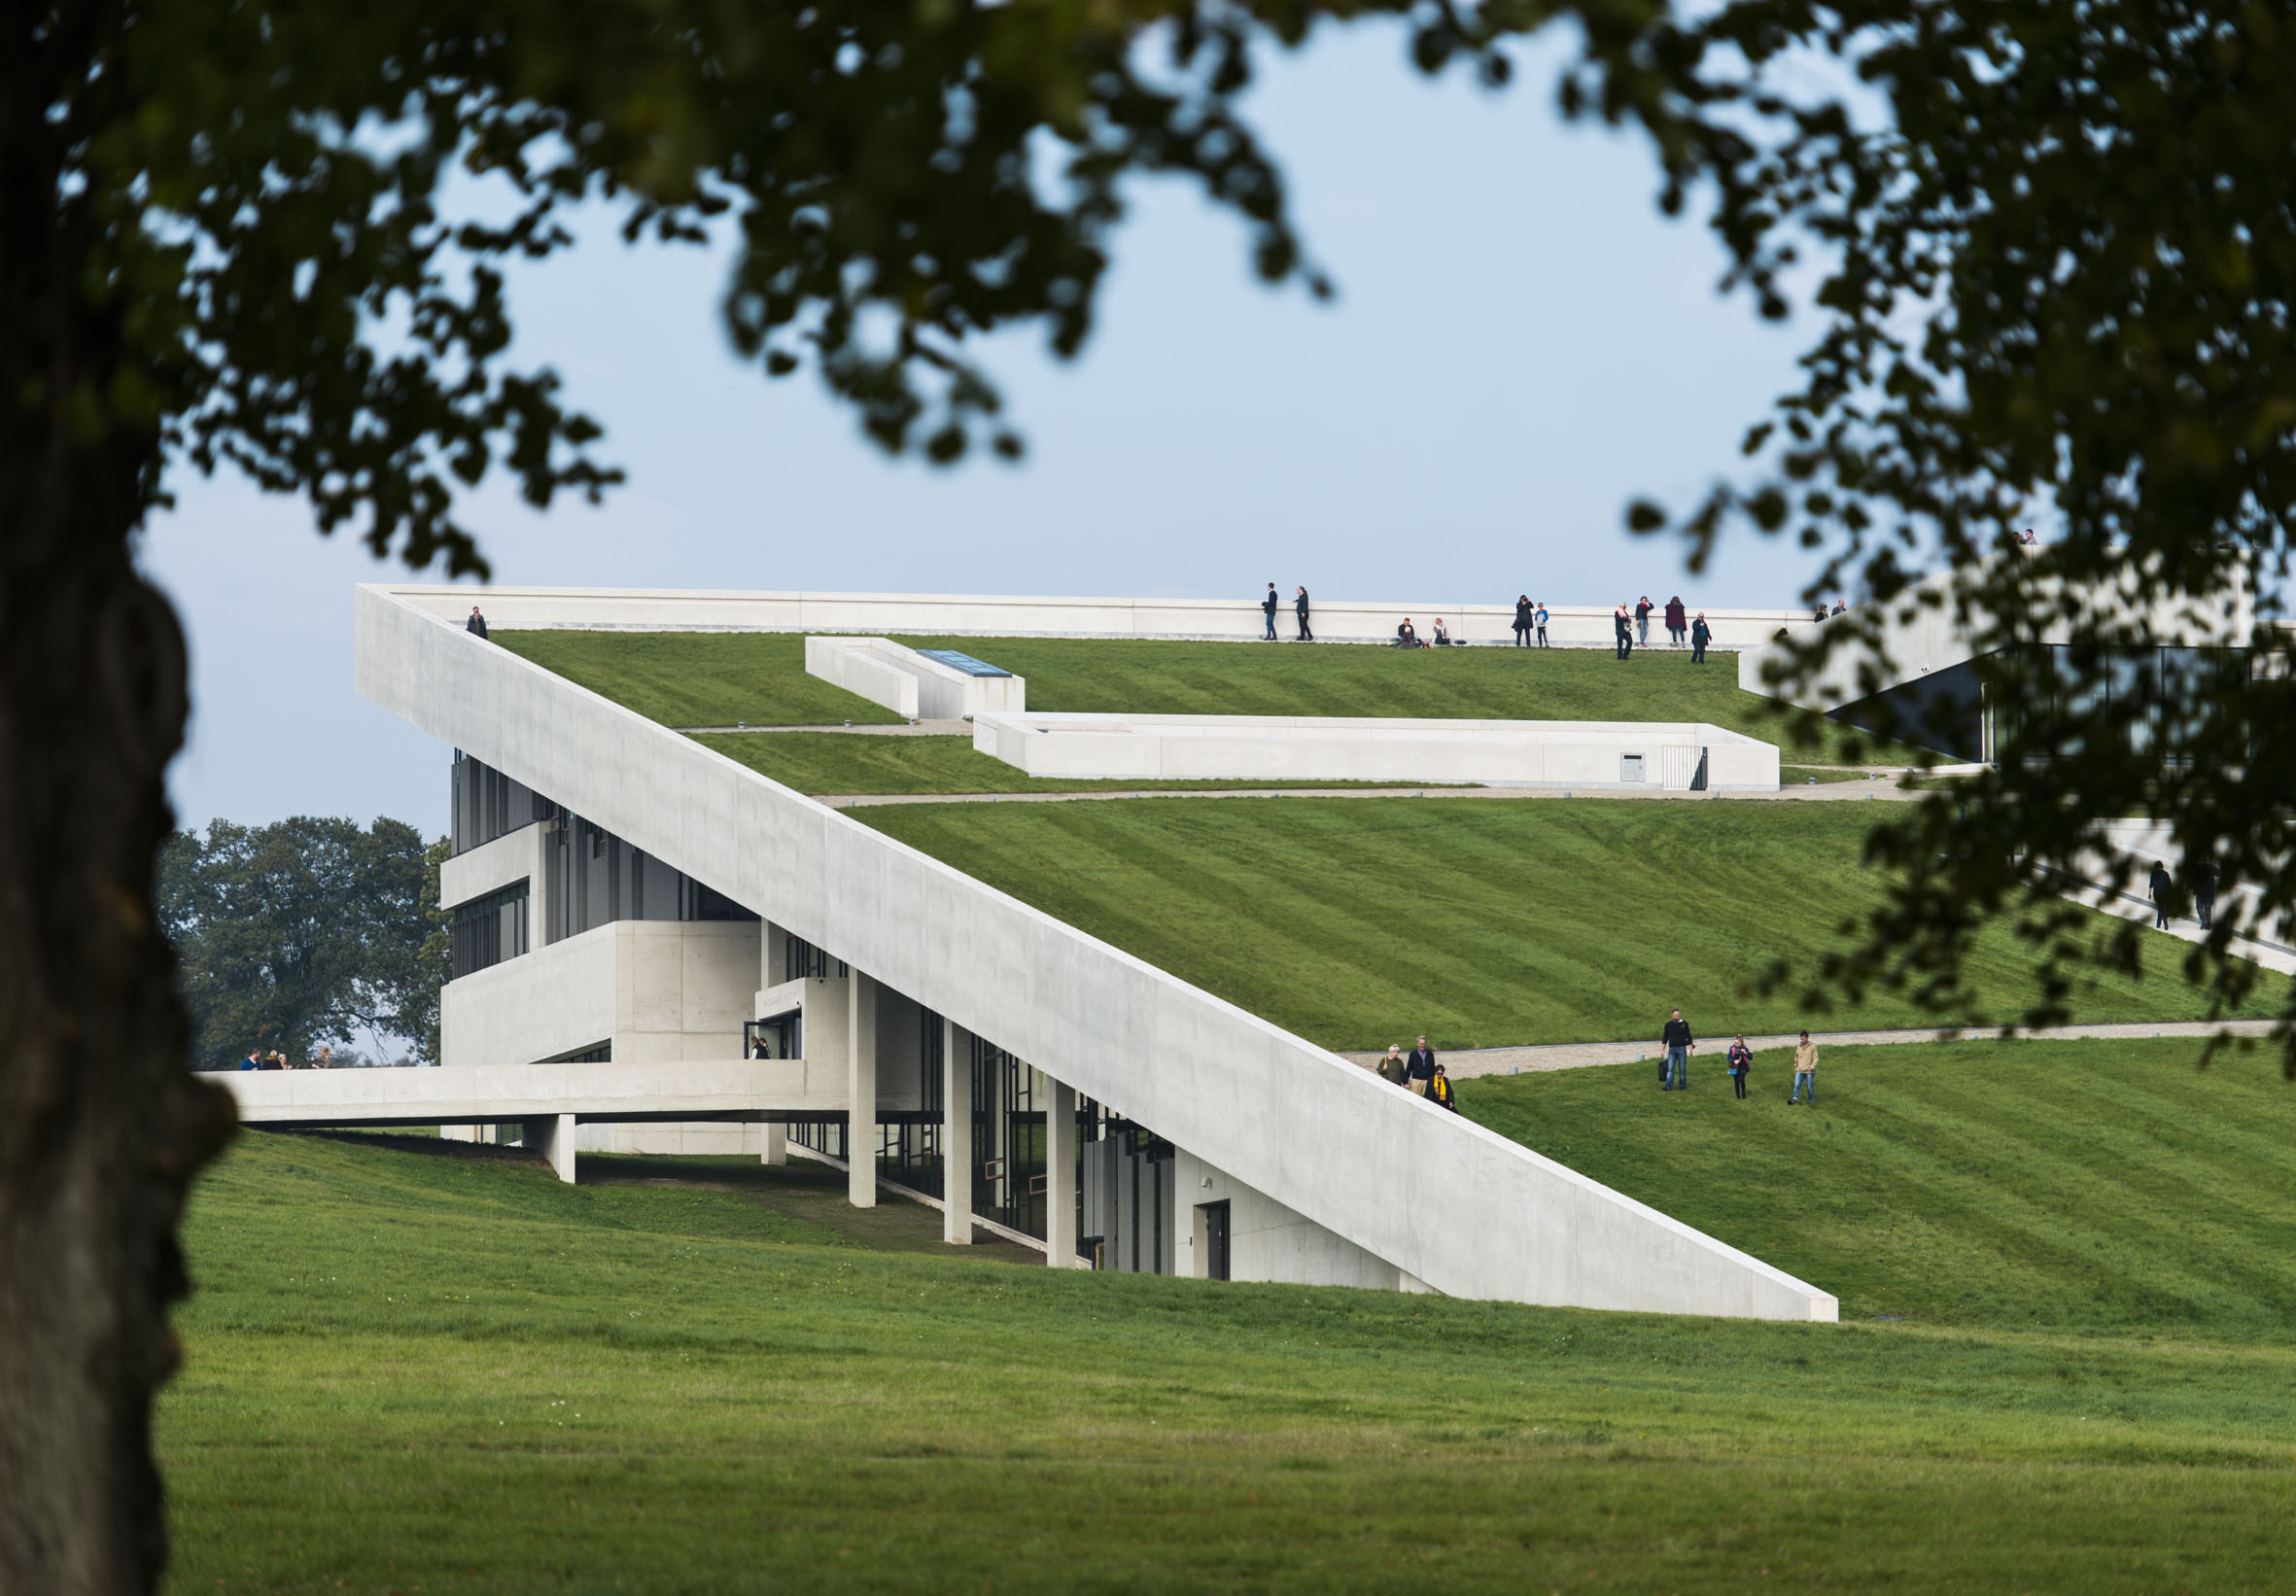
[
  {"xmin": 1513, "ymin": 595, "xmax": 1533, "ymax": 647},
  {"xmin": 1660, "ymin": 1007, "xmax": 1694, "ymax": 1092},
  {"xmin": 2147, "ymin": 859, "xmax": 2176, "ymax": 928},
  {"xmin": 1262, "ymin": 582, "xmax": 1279, "ymax": 640},
  {"xmin": 1690, "ymin": 611, "xmax": 1713, "ymax": 664},
  {"xmin": 1428, "ymin": 1062, "xmax": 1460, "ymax": 1112},
  {"xmin": 2190, "ymin": 855, "xmax": 2217, "ymax": 931},
  {"xmin": 467, "ymin": 606, "xmax": 489, "ymax": 640},
  {"xmin": 1535, "ymin": 601, "xmax": 1550, "ymax": 647},
  {"xmin": 1664, "ymin": 596, "xmax": 1687, "ymax": 647},
  {"xmin": 1377, "ymin": 1046, "xmax": 1410, "ymax": 1087},
  {"xmin": 1635, "ymin": 596, "xmax": 1654, "ymax": 647},
  {"xmin": 1614, "ymin": 605, "xmax": 1633, "ymax": 661},
  {"xmin": 1726, "ymin": 1035, "xmax": 1753, "ymax": 1099},
  {"xmin": 1295, "ymin": 584, "xmax": 1313, "ymax": 642},
  {"xmin": 1406, "ymin": 1035, "xmax": 1438, "ymax": 1097},
  {"xmin": 1790, "ymin": 1031, "xmax": 1819, "ymax": 1103}
]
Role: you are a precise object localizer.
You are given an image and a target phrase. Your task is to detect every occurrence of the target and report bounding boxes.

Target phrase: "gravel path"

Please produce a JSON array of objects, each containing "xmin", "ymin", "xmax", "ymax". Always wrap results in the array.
[{"xmin": 1341, "ymin": 1018, "xmax": 2286, "ymax": 1080}]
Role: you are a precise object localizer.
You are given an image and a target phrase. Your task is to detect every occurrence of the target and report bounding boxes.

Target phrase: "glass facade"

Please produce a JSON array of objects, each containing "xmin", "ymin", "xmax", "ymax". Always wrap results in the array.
[{"xmin": 449, "ymin": 882, "xmax": 530, "ymax": 979}]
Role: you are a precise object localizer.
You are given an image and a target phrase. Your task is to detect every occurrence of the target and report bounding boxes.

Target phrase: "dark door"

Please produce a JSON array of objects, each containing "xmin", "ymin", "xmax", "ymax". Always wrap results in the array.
[{"xmin": 1201, "ymin": 1201, "xmax": 1230, "ymax": 1282}]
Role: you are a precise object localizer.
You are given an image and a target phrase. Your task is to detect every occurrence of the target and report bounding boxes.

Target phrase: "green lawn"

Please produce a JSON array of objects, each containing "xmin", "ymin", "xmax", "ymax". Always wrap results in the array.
[
  {"xmin": 1462, "ymin": 1037, "xmax": 2296, "ymax": 1335},
  {"xmin": 494, "ymin": 628, "xmax": 1915, "ymax": 763},
  {"xmin": 495, "ymin": 631, "xmax": 905, "ymax": 727},
  {"xmin": 856, "ymin": 798, "xmax": 2281, "ymax": 1047},
  {"xmin": 160, "ymin": 1089, "xmax": 2296, "ymax": 1595}
]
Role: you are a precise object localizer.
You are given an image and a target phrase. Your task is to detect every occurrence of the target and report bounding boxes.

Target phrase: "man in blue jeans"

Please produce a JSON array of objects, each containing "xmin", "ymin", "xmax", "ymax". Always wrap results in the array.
[
  {"xmin": 1660, "ymin": 1008, "xmax": 1693, "ymax": 1091},
  {"xmin": 1790, "ymin": 1032, "xmax": 1819, "ymax": 1103},
  {"xmin": 1262, "ymin": 583, "xmax": 1279, "ymax": 640}
]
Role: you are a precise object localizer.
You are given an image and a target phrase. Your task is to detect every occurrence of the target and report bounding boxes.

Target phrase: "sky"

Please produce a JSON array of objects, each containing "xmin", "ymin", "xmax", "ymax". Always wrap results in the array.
[{"xmin": 139, "ymin": 23, "xmax": 1829, "ymax": 838}]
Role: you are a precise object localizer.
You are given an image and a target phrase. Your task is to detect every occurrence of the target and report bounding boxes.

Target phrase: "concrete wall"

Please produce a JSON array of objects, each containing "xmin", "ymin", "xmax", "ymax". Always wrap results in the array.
[
  {"xmin": 805, "ymin": 636, "xmax": 1026, "ymax": 720},
  {"xmin": 220, "ymin": 1056, "xmax": 841, "ymax": 1127},
  {"xmin": 441, "ymin": 919, "xmax": 759, "ymax": 1068},
  {"xmin": 361, "ymin": 583, "xmax": 1837, "ymax": 1322},
  {"xmin": 440, "ymin": 820, "xmax": 544, "ymax": 908},
  {"xmin": 973, "ymin": 712, "xmax": 1779, "ymax": 791},
  {"xmin": 395, "ymin": 584, "xmax": 1809, "ymax": 650},
  {"xmin": 1173, "ymin": 1149, "xmax": 1435, "ymax": 1292}
]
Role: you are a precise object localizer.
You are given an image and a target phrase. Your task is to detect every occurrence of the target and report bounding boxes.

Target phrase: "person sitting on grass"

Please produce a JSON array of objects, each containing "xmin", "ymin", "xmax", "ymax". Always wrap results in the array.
[
  {"xmin": 1790, "ymin": 1031, "xmax": 1819, "ymax": 1104},
  {"xmin": 1726, "ymin": 1035, "xmax": 1753, "ymax": 1099},
  {"xmin": 1395, "ymin": 619, "xmax": 1419, "ymax": 648},
  {"xmin": 1428, "ymin": 1062, "xmax": 1459, "ymax": 1112},
  {"xmin": 1431, "ymin": 617, "xmax": 1452, "ymax": 645}
]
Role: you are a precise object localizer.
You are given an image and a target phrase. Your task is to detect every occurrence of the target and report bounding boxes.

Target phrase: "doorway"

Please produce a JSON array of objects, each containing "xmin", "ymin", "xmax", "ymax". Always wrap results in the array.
[{"xmin": 1199, "ymin": 1200, "xmax": 1231, "ymax": 1282}]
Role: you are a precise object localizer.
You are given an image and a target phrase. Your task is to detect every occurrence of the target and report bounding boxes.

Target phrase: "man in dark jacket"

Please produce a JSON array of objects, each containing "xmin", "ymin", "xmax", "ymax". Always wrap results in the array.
[
  {"xmin": 1614, "ymin": 606, "xmax": 1633, "ymax": 661},
  {"xmin": 1295, "ymin": 585, "xmax": 1313, "ymax": 642},
  {"xmin": 2147, "ymin": 859, "xmax": 2176, "ymax": 928},
  {"xmin": 1690, "ymin": 612, "xmax": 1712, "ymax": 664},
  {"xmin": 2188, "ymin": 856, "xmax": 2217, "ymax": 931},
  {"xmin": 1660, "ymin": 1008, "xmax": 1694, "ymax": 1092},
  {"xmin": 1406, "ymin": 1036, "xmax": 1437, "ymax": 1097},
  {"xmin": 467, "ymin": 605, "xmax": 489, "ymax": 640},
  {"xmin": 1262, "ymin": 583, "xmax": 1279, "ymax": 640}
]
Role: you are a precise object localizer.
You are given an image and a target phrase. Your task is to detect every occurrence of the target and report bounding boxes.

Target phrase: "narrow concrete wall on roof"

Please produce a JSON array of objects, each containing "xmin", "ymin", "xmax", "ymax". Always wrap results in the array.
[
  {"xmin": 397, "ymin": 584, "xmax": 1810, "ymax": 650},
  {"xmin": 806, "ymin": 636, "xmax": 1026, "ymax": 719},
  {"xmin": 359, "ymin": 584, "xmax": 1838, "ymax": 1322}
]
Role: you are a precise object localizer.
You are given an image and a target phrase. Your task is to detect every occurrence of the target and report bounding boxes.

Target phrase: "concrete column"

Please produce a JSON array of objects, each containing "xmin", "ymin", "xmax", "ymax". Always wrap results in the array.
[
  {"xmin": 760, "ymin": 1123, "xmax": 787, "ymax": 1167},
  {"xmin": 524, "ymin": 1113, "xmax": 576, "ymax": 1184},
  {"xmin": 942, "ymin": 1018, "xmax": 973, "ymax": 1245},
  {"xmin": 847, "ymin": 969, "xmax": 877, "ymax": 1208},
  {"xmin": 530, "ymin": 821, "xmax": 553, "ymax": 949},
  {"xmin": 1045, "ymin": 1078, "xmax": 1078, "ymax": 1267}
]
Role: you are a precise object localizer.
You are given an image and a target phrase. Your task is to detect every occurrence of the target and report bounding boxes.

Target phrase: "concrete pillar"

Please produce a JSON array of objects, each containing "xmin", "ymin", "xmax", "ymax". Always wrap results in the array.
[
  {"xmin": 524, "ymin": 1113, "xmax": 576, "ymax": 1184},
  {"xmin": 847, "ymin": 969, "xmax": 877, "ymax": 1208},
  {"xmin": 760, "ymin": 1123, "xmax": 787, "ymax": 1167},
  {"xmin": 1045, "ymin": 1079, "xmax": 1078, "ymax": 1267},
  {"xmin": 942, "ymin": 1018, "xmax": 973, "ymax": 1245}
]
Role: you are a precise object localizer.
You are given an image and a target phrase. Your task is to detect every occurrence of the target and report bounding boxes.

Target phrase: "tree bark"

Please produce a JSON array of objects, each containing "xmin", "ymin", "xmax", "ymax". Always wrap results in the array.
[{"xmin": 1, "ymin": 18, "xmax": 240, "ymax": 1587}]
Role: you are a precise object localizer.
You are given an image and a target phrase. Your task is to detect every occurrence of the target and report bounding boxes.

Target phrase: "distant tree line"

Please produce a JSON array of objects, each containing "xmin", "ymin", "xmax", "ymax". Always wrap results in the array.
[{"xmin": 157, "ymin": 817, "xmax": 448, "ymax": 1071}]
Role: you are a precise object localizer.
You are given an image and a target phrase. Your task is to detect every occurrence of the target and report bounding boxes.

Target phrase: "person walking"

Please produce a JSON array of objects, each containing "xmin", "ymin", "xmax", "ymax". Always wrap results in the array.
[
  {"xmin": 467, "ymin": 605, "xmax": 489, "ymax": 640},
  {"xmin": 2189, "ymin": 855, "xmax": 2217, "ymax": 931},
  {"xmin": 1513, "ymin": 595, "xmax": 1533, "ymax": 646},
  {"xmin": 1614, "ymin": 605, "xmax": 1633, "ymax": 661},
  {"xmin": 1294, "ymin": 585, "xmax": 1313, "ymax": 642},
  {"xmin": 2147, "ymin": 859, "xmax": 2175, "ymax": 928},
  {"xmin": 1406, "ymin": 1036, "xmax": 1437, "ymax": 1097},
  {"xmin": 1726, "ymin": 1035, "xmax": 1753, "ymax": 1099},
  {"xmin": 1534, "ymin": 601, "xmax": 1550, "ymax": 647},
  {"xmin": 1664, "ymin": 596, "xmax": 1687, "ymax": 647},
  {"xmin": 1428, "ymin": 1062, "xmax": 1460, "ymax": 1112},
  {"xmin": 1690, "ymin": 612, "xmax": 1712, "ymax": 664},
  {"xmin": 1377, "ymin": 1046, "xmax": 1409, "ymax": 1087},
  {"xmin": 1660, "ymin": 1008, "xmax": 1694, "ymax": 1092},
  {"xmin": 1635, "ymin": 596, "xmax": 1654, "ymax": 647},
  {"xmin": 1789, "ymin": 1031, "xmax": 1819, "ymax": 1104},
  {"xmin": 1262, "ymin": 583, "xmax": 1279, "ymax": 640}
]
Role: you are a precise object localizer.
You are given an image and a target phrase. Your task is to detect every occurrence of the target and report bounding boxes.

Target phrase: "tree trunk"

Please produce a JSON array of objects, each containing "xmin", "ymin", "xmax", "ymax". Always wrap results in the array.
[{"xmin": 1, "ymin": 28, "xmax": 240, "ymax": 1584}]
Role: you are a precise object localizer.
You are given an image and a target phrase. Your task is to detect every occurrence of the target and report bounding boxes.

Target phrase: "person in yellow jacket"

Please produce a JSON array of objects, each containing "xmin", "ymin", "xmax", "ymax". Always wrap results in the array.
[
  {"xmin": 1428, "ymin": 1062, "xmax": 1460, "ymax": 1113},
  {"xmin": 1789, "ymin": 1031, "xmax": 1819, "ymax": 1104}
]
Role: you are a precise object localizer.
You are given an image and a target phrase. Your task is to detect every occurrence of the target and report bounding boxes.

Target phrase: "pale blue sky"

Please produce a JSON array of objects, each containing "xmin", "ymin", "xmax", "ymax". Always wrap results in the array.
[{"xmin": 140, "ymin": 24, "xmax": 1825, "ymax": 836}]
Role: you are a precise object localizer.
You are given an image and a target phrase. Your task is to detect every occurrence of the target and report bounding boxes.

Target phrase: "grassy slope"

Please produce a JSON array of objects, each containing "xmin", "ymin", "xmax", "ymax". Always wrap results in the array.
[
  {"xmin": 163, "ymin": 1120, "xmax": 2296, "ymax": 1595},
  {"xmin": 494, "ymin": 630, "xmax": 905, "ymax": 727},
  {"xmin": 694, "ymin": 731, "xmax": 1409, "ymax": 795},
  {"xmin": 1461, "ymin": 1038, "xmax": 2296, "ymax": 1335},
  {"xmin": 857, "ymin": 797, "xmax": 2279, "ymax": 1047},
  {"xmin": 897, "ymin": 634, "xmax": 1910, "ymax": 762}
]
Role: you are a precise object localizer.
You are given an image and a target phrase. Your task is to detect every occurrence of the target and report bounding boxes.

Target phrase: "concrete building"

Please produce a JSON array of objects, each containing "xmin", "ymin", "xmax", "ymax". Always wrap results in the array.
[{"xmin": 325, "ymin": 582, "xmax": 1839, "ymax": 1322}]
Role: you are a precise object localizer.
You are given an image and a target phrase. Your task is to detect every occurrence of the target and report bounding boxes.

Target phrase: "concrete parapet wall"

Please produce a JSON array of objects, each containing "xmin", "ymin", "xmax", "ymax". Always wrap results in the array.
[
  {"xmin": 441, "ymin": 919, "xmax": 759, "ymax": 1068},
  {"xmin": 393, "ymin": 583, "xmax": 1808, "ymax": 650},
  {"xmin": 220, "ymin": 1057, "xmax": 843, "ymax": 1128},
  {"xmin": 359, "ymin": 584, "xmax": 1837, "ymax": 1322},
  {"xmin": 973, "ymin": 711, "xmax": 1779, "ymax": 791}
]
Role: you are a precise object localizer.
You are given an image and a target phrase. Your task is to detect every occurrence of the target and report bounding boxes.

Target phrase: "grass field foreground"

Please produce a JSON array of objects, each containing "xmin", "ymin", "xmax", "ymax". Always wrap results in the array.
[
  {"xmin": 856, "ymin": 797, "xmax": 2280, "ymax": 1046},
  {"xmin": 162, "ymin": 1099, "xmax": 2296, "ymax": 1595}
]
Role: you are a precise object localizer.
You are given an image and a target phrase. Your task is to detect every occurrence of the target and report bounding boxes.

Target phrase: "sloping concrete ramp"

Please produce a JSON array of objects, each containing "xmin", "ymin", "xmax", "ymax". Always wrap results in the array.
[{"xmin": 355, "ymin": 584, "xmax": 1837, "ymax": 1323}]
